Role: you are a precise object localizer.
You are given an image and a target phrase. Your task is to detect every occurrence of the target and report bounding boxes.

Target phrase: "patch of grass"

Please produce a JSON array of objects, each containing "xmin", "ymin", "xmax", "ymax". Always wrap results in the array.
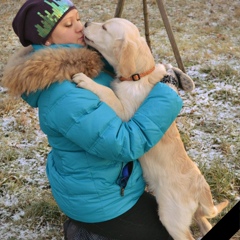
[
  {"xmin": 0, "ymin": 147, "xmax": 19, "ymax": 163},
  {"xmin": 200, "ymin": 64, "xmax": 238, "ymax": 80},
  {"xmin": 0, "ymin": 172, "xmax": 20, "ymax": 189},
  {"xmin": 211, "ymin": 89, "xmax": 239, "ymax": 103},
  {"xmin": 23, "ymin": 194, "xmax": 66, "ymax": 226},
  {"xmin": 0, "ymin": 95, "xmax": 21, "ymax": 117},
  {"xmin": 179, "ymin": 129, "xmax": 191, "ymax": 149},
  {"xmin": 234, "ymin": 5, "xmax": 240, "ymax": 18},
  {"xmin": 218, "ymin": 141, "xmax": 232, "ymax": 156},
  {"xmin": 196, "ymin": 121, "xmax": 223, "ymax": 134},
  {"xmin": 198, "ymin": 160, "xmax": 239, "ymax": 203}
]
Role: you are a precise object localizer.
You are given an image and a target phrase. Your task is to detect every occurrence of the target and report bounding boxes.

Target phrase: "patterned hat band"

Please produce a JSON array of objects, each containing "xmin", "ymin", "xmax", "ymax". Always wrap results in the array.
[
  {"xmin": 13, "ymin": 0, "xmax": 76, "ymax": 46},
  {"xmin": 36, "ymin": 0, "xmax": 75, "ymax": 38}
]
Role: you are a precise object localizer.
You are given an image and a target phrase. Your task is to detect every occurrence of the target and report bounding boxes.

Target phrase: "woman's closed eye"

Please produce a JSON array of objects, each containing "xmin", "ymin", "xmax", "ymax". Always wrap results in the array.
[{"xmin": 65, "ymin": 21, "xmax": 72, "ymax": 27}]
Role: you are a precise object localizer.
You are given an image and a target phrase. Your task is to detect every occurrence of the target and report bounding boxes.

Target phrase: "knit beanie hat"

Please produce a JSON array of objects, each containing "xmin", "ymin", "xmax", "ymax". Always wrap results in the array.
[{"xmin": 13, "ymin": 0, "xmax": 76, "ymax": 46}]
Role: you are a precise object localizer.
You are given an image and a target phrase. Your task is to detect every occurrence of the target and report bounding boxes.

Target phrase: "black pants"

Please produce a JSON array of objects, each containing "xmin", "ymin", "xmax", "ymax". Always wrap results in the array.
[{"xmin": 64, "ymin": 191, "xmax": 173, "ymax": 240}]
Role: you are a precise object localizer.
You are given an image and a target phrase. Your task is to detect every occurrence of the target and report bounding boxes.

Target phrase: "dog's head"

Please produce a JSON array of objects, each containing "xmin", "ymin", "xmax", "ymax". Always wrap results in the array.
[{"xmin": 84, "ymin": 18, "xmax": 155, "ymax": 78}]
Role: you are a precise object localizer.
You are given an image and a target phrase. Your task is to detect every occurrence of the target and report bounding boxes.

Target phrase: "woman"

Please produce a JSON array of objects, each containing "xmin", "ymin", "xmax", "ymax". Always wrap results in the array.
[{"xmin": 2, "ymin": 0, "xmax": 182, "ymax": 239}]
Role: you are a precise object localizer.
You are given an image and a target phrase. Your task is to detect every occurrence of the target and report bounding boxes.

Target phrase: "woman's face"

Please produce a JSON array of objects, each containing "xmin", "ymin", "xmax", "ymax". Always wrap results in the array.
[{"xmin": 46, "ymin": 9, "xmax": 85, "ymax": 45}]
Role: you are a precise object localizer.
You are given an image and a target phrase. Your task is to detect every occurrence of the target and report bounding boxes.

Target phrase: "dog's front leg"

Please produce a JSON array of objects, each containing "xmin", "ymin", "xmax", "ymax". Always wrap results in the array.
[{"xmin": 72, "ymin": 73, "xmax": 126, "ymax": 119}]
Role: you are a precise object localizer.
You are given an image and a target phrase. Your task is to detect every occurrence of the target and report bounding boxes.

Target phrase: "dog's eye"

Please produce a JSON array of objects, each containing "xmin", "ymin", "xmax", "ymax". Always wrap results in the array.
[{"xmin": 102, "ymin": 25, "xmax": 107, "ymax": 31}]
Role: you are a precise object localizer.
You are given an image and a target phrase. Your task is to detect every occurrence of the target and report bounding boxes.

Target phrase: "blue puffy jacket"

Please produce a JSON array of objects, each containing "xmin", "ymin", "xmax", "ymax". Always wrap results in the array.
[{"xmin": 14, "ymin": 44, "xmax": 182, "ymax": 222}]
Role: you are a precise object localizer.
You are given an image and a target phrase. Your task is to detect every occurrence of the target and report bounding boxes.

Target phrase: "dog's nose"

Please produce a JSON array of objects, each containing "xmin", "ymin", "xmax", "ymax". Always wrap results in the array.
[{"xmin": 84, "ymin": 22, "xmax": 89, "ymax": 28}]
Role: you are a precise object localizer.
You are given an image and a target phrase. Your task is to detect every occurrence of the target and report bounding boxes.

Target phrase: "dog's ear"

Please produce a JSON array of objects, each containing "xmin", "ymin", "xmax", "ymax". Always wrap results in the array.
[{"xmin": 113, "ymin": 38, "xmax": 137, "ymax": 77}]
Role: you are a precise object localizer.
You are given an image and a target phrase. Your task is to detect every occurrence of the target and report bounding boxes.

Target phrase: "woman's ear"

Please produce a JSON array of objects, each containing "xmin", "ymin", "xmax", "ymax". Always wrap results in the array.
[
  {"xmin": 45, "ymin": 36, "xmax": 52, "ymax": 46},
  {"xmin": 45, "ymin": 41, "xmax": 51, "ymax": 46}
]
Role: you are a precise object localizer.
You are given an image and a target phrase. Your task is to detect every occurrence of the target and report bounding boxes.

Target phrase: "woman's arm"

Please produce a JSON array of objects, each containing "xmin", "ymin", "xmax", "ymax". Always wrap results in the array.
[{"xmin": 44, "ymin": 82, "xmax": 182, "ymax": 162}]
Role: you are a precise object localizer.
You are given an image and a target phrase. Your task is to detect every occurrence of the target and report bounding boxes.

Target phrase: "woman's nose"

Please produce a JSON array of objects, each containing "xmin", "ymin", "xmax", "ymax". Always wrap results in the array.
[{"xmin": 76, "ymin": 21, "xmax": 83, "ymax": 32}]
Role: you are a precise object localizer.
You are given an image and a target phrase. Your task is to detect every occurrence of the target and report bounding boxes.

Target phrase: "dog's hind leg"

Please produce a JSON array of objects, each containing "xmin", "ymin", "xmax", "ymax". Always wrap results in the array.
[
  {"xmin": 194, "ymin": 207, "xmax": 212, "ymax": 236},
  {"xmin": 156, "ymin": 195, "xmax": 196, "ymax": 240},
  {"xmin": 195, "ymin": 184, "xmax": 229, "ymax": 236},
  {"xmin": 159, "ymin": 211, "xmax": 195, "ymax": 240},
  {"xmin": 194, "ymin": 200, "xmax": 229, "ymax": 236}
]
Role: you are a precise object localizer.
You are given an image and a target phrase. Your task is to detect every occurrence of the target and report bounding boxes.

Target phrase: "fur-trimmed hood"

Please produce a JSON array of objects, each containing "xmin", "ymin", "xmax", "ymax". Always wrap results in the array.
[{"xmin": 2, "ymin": 44, "xmax": 104, "ymax": 96}]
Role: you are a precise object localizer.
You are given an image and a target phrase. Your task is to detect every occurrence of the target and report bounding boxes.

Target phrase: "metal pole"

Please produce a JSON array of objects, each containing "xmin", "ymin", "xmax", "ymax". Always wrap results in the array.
[
  {"xmin": 156, "ymin": 0, "xmax": 185, "ymax": 72},
  {"xmin": 143, "ymin": 0, "xmax": 152, "ymax": 51},
  {"xmin": 114, "ymin": 0, "xmax": 125, "ymax": 17}
]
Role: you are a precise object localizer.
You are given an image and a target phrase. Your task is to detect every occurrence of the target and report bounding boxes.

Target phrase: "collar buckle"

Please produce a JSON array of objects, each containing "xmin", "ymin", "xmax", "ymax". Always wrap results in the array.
[
  {"xmin": 119, "ymin": 66, "xmax": 155, "ymax": 81},
  {"xmin": 131, "ymin": 73, "xmax": 141, "ymax": 81}
]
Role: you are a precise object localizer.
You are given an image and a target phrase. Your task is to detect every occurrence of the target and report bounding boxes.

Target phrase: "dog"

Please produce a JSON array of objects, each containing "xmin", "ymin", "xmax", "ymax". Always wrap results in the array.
[{"xmin": 73, "ymin": 18, "xmax": 228, "ymax": 240}]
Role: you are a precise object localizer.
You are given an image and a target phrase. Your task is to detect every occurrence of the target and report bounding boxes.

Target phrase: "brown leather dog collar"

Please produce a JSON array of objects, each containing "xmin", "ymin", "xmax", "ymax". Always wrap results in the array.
[{"xmin": 119, "ymin": 66, "xmax": 155, "ymax": 81}]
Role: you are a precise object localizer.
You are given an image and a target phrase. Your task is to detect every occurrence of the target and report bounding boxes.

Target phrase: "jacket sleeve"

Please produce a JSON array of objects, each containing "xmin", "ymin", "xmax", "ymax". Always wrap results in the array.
[{"xmin": 47, "ymin": 82, "xmax": 182, "ymax": 162}]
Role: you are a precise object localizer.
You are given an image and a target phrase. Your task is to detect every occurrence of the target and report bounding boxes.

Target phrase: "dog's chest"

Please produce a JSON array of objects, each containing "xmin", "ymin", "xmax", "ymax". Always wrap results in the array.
[{"xmin": 112, "ymin": 79, "xmax": 151, "ymax": 114}]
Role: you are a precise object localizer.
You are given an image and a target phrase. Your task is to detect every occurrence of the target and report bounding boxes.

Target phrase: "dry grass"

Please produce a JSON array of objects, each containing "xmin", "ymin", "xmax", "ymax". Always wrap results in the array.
[{"xmin": 0, "ymin": 0, "xmax": 239, "ymax": 239}]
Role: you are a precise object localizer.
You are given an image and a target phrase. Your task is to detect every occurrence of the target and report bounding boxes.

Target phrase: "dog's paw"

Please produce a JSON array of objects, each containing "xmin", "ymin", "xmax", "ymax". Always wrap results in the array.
[{"xmin": 72, "ymin": 72, "xmax": 93, "ymax": 89}]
